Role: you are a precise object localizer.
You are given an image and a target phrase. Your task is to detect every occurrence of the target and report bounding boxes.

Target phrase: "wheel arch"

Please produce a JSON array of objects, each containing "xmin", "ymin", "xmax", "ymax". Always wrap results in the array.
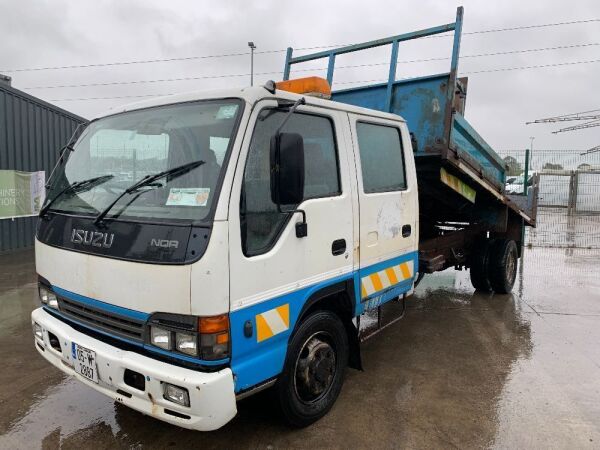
[{"xmin": 293, "ymin": 279, "xmax": 362, "ymax": 370}]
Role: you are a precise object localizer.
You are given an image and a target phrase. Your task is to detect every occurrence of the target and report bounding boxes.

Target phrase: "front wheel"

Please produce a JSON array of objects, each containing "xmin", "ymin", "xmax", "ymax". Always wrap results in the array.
[
  {"xmin": 276, "ymin": 310, "xmax": 349, "ymax": 427},
  {"xmin": 488, "ymin": 239, "xmax": 518, "ymax": 294}
]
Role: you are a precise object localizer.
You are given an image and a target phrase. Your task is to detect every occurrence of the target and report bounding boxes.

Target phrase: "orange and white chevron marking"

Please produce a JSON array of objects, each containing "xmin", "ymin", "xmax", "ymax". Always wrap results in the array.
[
  {"xmin": 256, "ymin": 304, "xmax": 290, "ymax": 343},
  {"xmin": 361, "ymin": 260, "xmax": 414, "ymax": 299}
]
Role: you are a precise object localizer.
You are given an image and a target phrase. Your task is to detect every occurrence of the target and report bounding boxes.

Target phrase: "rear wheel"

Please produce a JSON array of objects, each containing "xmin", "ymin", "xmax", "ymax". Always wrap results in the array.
[
  {"xmin": 276, "ymin": 311, "xmax": 348, "ymax": 427},
  {"xmin": 488, "ymin": 239, "xmax": 518, "ymax": 294},
  {"xmin": 470, "ymin": 240, "xmax": 492, "ymax": 291}
]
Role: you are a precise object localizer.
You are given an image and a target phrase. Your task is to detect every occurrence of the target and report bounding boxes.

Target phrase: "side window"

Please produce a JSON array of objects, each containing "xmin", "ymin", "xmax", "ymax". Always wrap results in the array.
[
  {"xmin": 356, "ymin": 122, "xmax": 406, "ymax": 193},
  {"xmin": 241, "ymin": 109, "xmax": 341, "ymax": 256}
]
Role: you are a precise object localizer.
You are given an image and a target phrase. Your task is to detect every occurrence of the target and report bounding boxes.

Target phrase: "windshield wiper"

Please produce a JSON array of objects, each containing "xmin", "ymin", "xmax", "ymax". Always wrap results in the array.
[
  {"xmin": 93, "ymin": 160, "xmax": 205, "ymax": 226},
  {"xmin": 40, "ymin": 175, "xmax": 114, "ymax": 218}
]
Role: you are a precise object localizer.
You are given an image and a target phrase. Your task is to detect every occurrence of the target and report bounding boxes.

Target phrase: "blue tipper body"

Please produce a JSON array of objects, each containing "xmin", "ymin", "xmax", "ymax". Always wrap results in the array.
[{"xmin": 283, "ymin": 6, "xmax": 509, "ymax": 195}]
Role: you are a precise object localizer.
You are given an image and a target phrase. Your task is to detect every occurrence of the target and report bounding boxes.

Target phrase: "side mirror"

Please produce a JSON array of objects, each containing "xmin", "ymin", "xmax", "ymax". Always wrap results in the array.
[
  {"xmin": 269, "ymin": 132, "xmax": 307, "ymax": 238},
  {"xmin": 270, "ymin": 132, "xmax": 304, "ymax": 205}
]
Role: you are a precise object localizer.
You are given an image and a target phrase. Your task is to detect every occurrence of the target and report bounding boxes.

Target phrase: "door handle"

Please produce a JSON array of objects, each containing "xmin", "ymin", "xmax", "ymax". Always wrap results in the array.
[
  {"xmin": 402, "ymin": 224, "xmax": 411, "ymax": 238},
  {"xmin": 331, "ymin": 239, "xmax": 347, "ymax": 256}
]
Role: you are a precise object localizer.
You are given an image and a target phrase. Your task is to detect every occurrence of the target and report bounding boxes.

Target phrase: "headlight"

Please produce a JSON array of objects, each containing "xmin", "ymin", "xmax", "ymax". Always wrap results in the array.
[
  {"xmin": 175, "ymin": 332, "xmax": 198, "ymax": 356},
  {"xmin": 146, "ymin": 313, "xmax": 229, "ymax": 361},
  {"xmin": 150, "ymin": 326, "xmax": 171, "ymax": 350},
  {"xmin": 39, "ymin": 285, "xmax": 58, "ymax": 309}
]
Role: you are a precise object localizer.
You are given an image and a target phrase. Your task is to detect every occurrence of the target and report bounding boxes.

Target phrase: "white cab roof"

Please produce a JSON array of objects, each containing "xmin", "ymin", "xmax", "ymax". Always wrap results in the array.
[{"xmin": 96, "ymin": 85, "xmax": 406, "ymax": 123}]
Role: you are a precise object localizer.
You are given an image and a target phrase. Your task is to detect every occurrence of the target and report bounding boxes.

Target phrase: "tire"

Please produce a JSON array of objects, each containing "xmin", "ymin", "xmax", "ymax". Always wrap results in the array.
[
  {"xmin": 469, "ymin": 240, "xmax": 492, "ymax": 291},
  {"xmin": 488, "ymin": 239, "xmax": 518, "ymax": 294},
  {"xmin": 276, "ymin": 310, "xmax": 349, "ymax": 427}
]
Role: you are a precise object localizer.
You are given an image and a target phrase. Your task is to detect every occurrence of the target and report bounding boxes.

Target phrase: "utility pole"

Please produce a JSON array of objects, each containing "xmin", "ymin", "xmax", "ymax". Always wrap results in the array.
[
  {"xmin": 529, "ymin": 136, "xmax": 535, "ymax": 172},
  {"xmin": 248, "ymin": 42, "xmax": 256, "ymax": 86}
]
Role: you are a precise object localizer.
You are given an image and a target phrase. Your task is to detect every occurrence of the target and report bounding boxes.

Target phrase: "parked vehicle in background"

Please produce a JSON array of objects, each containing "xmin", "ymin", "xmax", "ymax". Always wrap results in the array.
[
  {"xmin": 31, "ymin": 7, "xmax": 537, "ymax": 430},
  {"xmin": 506, "ymin": 173, "xmax": 535, "ymax": 194}
]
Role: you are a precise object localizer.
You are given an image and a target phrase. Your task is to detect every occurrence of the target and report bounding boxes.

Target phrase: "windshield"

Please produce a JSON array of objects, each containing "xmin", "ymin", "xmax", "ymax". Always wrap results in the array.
[{"xmin": 46, "ymin": 99, "xmax": 242, "ymax": 222}]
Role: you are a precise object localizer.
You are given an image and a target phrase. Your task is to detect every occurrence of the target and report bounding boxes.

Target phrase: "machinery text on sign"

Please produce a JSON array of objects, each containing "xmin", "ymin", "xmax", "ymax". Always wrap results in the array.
[{"xmin": 0, "ymin": 170, "xmax": 46, "ymax": 219}]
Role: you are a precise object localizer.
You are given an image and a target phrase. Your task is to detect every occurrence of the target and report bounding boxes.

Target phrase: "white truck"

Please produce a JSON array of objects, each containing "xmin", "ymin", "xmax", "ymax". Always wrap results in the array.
[{"xmin": 32, "ymin": 9, "xmax": 537, "ymax": 431}]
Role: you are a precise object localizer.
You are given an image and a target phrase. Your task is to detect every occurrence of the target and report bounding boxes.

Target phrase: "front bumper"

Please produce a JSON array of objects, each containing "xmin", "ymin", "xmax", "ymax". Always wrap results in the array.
[{"xmin": 31, "ymin": 307, "xmax": 237, "ymax": 431}]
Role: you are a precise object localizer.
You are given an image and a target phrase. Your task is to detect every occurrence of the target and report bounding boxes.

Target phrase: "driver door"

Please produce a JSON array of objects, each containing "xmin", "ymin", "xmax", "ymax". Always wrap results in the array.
[{"xmin": 226, "ymin": 100, "xmax": 356, "ymax": 391}]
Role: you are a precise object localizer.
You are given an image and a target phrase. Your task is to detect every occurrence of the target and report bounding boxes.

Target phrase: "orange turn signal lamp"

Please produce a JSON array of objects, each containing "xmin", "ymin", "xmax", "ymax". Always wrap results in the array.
[
  {"xmin": 199, "ymin": 314, "xmax": 229, "ymax": 334},
  {"xmin": 275, "ymin": 76, "xmax": 332, "ymax": 98},
  {"xmin": 199, "ymin": 314, "xmax": 230, "ymax": 351}
]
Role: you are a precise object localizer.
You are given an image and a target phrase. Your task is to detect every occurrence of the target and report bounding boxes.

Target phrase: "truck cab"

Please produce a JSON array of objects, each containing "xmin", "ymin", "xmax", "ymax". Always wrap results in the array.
[{"xmin": 32, "ymin": 83, "xmax": 419, "ymax": 430}]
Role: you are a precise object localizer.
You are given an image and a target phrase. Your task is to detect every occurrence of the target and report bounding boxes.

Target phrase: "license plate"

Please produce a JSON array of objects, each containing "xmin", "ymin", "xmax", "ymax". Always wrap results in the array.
[{"xmin": 72, "ymin": 343, "xmax": 98, "ymax": 383}]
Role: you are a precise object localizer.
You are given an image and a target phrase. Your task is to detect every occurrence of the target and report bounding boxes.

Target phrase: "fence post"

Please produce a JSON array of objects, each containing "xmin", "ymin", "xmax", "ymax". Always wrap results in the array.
[
  {"xmin": 567, "ymin": 170, "xmax": 576, "ymax": 216},
  {"xmin": 523, "ymin": 148, "xmax": 530, "ymax": 195},
  {"xmin": 520, "ymin": 149, "xmax": 530, "ymax": 248},
  {"xmin": 573, "ymin": 171, "xmax": 579, "ymax": 215}
]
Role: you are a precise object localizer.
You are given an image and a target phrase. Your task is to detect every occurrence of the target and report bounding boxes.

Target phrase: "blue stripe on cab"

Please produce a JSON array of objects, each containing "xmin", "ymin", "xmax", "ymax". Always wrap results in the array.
[
  {"xmin": 230, "ymin": 273, "xmax": 353, "ymax": 393},
  {"xmin": 49, "ymin": 250, "xmax": 418, "ymax": 393},
  {"xmin": 230, "ymin": 252, "xmax": 418, "ymax": 392}
]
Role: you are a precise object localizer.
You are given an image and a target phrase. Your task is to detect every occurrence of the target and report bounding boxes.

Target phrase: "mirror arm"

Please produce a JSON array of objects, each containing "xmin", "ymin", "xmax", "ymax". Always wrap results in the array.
[
  {"xmin": 276, "ymin": 204, "xmax": 308, "ymax": 238},
  {"xmin": 275, "ymin": 97, "xmax": 306, "ymax": 135}
]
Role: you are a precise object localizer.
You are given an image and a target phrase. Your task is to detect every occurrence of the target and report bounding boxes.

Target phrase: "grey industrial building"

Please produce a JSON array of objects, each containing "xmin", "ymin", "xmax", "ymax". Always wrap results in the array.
[{"xmin": 0, "ymin": 75, "xmax": 86, "ymax": 252}]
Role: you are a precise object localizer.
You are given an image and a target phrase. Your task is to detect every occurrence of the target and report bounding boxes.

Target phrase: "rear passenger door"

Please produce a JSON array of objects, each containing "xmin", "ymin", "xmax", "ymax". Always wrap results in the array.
[{"xmin": 348, "ymin": 114, "xmax": 418, "ymax": 309}]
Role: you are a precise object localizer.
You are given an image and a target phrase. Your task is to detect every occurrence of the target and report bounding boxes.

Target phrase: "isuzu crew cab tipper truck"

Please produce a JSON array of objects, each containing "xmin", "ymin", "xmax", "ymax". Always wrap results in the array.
[{"xmin": 32, "ymin": 7, "xmax": 537, "ymax": 430}]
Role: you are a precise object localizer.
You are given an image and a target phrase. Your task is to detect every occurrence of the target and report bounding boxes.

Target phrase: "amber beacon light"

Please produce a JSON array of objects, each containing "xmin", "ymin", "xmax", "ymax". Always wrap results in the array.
[{"xmin": 275, "ymin": 76, "xmax": 332, "ymax": 98}]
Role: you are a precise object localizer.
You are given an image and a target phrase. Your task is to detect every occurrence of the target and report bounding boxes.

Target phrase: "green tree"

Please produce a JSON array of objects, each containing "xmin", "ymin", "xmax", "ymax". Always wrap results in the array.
[
  {"xmin": 542, "ymin": 162, "xmax": 564, "ymax": 171},
  {"xmin": 503, "ymin": 156, "xmax": 522, "ymax": 176}
]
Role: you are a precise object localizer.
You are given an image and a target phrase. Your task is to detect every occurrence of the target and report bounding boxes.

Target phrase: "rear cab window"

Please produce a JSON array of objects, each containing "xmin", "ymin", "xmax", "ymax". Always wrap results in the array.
[{"xmin": 355, "ymin": 121, "xmax": 407, "ymax": 193}]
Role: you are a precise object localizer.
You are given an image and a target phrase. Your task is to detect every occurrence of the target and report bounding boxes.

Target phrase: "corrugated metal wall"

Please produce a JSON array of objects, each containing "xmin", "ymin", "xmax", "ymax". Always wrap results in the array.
[{"xmin": 0, "ymin": 83, "xmax": 86, "ymax": 252}]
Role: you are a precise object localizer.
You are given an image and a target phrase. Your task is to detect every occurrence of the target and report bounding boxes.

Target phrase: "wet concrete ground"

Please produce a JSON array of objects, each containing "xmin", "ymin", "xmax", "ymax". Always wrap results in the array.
[{"xmin": 1, "ymin": 247, "xmax": 599, "ymax": 449}]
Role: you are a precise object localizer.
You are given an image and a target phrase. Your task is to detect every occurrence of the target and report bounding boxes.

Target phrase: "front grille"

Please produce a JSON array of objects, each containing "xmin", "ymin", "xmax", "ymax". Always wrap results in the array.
[{"xmin": 57, "ymin": 296, "xmax": 145, "ymax": 343}]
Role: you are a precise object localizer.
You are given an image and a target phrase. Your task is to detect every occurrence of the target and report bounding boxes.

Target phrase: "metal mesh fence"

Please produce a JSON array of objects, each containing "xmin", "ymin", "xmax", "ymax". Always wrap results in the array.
[{"xmin": 498, "ymin": 149, "xmax": 600, "ymax": 249}]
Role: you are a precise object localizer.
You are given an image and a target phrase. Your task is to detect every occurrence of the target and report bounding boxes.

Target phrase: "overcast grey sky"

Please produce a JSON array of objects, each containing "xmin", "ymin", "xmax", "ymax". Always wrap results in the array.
[{"xmin": 1, "ymin": 0, "xmax": 599, "ymax": 154}]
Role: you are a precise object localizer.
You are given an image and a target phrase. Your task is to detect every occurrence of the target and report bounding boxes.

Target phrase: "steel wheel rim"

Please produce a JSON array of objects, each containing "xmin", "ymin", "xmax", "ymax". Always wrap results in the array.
[
  {"xmin": 506, "ymin": 248, "xmax": 517, "ymax": 285},
  {"xmin": 293, "ymin": 331, "xmax": 337, "ymax": 404}
]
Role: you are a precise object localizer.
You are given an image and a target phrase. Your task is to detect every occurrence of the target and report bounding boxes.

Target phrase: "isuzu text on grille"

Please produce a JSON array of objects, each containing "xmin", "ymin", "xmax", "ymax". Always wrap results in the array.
[{"xmin": 70, "ymin": 229, "xmax": 114, "ymax": 248}]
